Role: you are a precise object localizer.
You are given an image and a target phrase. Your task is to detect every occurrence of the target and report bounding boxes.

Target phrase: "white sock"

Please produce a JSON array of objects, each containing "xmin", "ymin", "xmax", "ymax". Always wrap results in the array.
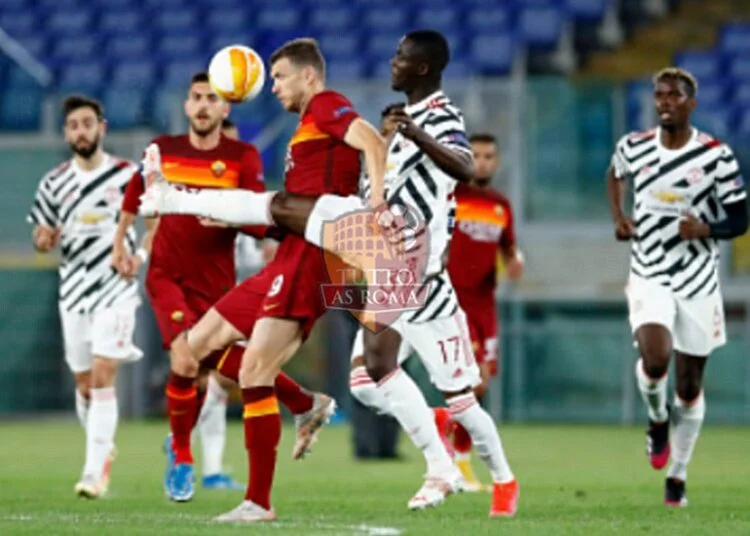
[
  {"xmin": 83, "ymin": 387, "xmax": 118, "ymax": 481},
  {"xmin": 377, "ymin": 368, "xmax": 454, "ymax": 477},
  {"xmin": 350, "ymin": 366, "xmax": 391, "ymax": 414},
  {"xmin": 198, "ymin": 375, "xmax": 228, "ymax": 477},
  {"xmin": 75, "ymin": 389, "xmax": 89, "ymax": 429},
  {"xmin": 164, "ymin": 186, "xmax": 275, "ymax": 225},
  {"xmin": 448, "ymin": 393, "xmax": 514, "ymax": 484},
  {"xmin": 635, "ymin": 358, "xmax": 669, "ymax": 422},
  {"xmin": 667, "ymin": 392, "xmax": 705, "ymax": 482}
]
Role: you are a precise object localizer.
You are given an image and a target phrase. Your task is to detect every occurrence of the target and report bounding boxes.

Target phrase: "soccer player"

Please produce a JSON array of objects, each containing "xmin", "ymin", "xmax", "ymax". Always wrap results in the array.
[
  {"xmin": 140, "ymin": 38, "xmax": 386, "ymax": 521},
  {"xmin": 607, "ymin": 67, "xmax": 748, "ymax": 506},
  {"xmin": 436, "ymin": 133, "xmax": 524, "ymax": 491},
  {"xmin": 114, "ymin": 73, "xmax": 324, "ymax": 502},
  {"xmin": 141, "ymin": 31, "xmax": 519, "ymax": 518},
  {"xmin": 28, "ymin": 95, "xmax": 142, "ymax": 498}
]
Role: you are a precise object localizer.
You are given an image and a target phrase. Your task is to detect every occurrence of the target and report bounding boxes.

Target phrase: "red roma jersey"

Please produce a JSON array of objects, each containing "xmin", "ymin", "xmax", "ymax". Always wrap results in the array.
[
  {"xmin": 447, "ymin": 182, "xmax": 516, "ymax": 305},
  {"xmin": 284, "ymin": 90, "xmax": 361, "ymax": 196},
  {"xmin": 122, "ymin": 134, "xmax": 266, "ymax": 298}
]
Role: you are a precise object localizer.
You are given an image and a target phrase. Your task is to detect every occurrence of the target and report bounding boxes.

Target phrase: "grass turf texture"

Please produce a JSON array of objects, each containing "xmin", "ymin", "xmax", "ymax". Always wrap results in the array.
[{"xmin": 1, "ymin": 421, "xmax": 749, "ymax": 535}]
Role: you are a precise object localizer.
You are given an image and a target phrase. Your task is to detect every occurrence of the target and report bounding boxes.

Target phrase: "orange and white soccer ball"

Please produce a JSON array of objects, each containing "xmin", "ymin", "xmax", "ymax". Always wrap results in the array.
[{"xmin": 208, "ymin": 45, "xmax": 266, "ymax": 103}]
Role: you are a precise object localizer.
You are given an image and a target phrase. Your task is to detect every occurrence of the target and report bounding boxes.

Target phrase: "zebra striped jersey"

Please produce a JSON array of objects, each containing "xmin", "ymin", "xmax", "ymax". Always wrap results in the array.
[
  {"xmin": 364, "ymin": 90, "xmax": 471, "ymax": 323},
  {"xmin": 611, "ymin": 127, "xmax": 746, "ymax": 299},
  {"xmin": 27, "ymin": 154, "xmax": 140, "ymax": 313}
]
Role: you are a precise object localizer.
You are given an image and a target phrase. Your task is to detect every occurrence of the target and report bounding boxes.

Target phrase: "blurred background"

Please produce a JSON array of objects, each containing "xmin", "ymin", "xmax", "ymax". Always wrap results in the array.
[{"xmin": 2, "ymin": 0, "xmax": 750, "ymax": 434}]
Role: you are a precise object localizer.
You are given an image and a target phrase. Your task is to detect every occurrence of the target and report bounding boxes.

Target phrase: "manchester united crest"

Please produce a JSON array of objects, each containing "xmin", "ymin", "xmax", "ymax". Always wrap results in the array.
[{"xmin": 211, "ymin": 160, "xmax": 226, "ymax": 177}]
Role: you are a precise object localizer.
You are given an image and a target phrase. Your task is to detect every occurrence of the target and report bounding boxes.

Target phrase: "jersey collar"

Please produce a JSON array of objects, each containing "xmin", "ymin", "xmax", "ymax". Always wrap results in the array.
[{"xmin": 405, "ymin": 90, "xmax": 447, "ymax": 116}]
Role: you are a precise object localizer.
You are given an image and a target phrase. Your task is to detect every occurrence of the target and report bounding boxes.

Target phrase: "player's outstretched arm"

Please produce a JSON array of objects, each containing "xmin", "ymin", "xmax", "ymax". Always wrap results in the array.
[
  {"xmin": 389, "ymin": 109, "xmax": 474, "ymax": 183},
  {"xmin": 342, "ymin": 118, "xmax": 387, "ymax": 205}
]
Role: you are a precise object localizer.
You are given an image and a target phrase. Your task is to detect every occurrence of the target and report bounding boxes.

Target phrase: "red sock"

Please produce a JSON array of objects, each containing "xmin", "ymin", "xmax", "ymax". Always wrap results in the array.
[
  {"xmin": 166, "ymin": 372, "xmax": 197, "ymax": 464},
  {"xmin": 275, "ymin": 372, "xmax": 313, "ymax": 414},
  {"xmin": 453, "ymin": 422, "xmax": 473, "ymax": 454},
  {"xmin": 242, "ymin": 386, "xmax": 281, "ymax": 510}
]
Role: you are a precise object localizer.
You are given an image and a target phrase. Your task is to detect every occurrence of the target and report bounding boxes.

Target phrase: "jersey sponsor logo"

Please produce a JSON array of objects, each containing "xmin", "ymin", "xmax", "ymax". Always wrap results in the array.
[
  {"xmin": 211, "ymin": 160, "xmax": 227, "ymax": 177},
  {"xmin": 319, "ymin": 204, "xmax": 431, "ymax": 333}
]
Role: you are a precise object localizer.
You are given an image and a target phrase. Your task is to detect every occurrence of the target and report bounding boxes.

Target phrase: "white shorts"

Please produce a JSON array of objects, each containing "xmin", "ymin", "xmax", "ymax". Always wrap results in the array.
[
  {"xmin": 59, "ymin": 299, "xmax": 143, "ymax": 373},
  {"xmin": 625, "ymin": 274, "xmax": 726, "ymax": 356}
]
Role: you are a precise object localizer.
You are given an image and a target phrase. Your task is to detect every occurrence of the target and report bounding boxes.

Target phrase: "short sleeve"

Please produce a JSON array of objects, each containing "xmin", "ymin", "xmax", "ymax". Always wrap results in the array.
[
  {"xmin": 610, "ymin": 136, "xmax": 630, "ymax": 180},
  {"xmin": 27, "ymin": 174, "xmax": 59, "ymax": 227},
  {"xmin": 423, "ymin": 110, "xmax": 472, "ymax": 155},
  {"xmin": 239, "ymin": 144, "xmax": 266, "ymax": 193},
  {"xmin": 121, "ymin": 169, "xmax": 144, "ymax": 214},
  {"xmin": 715, "ymin": 145, "xmax": 747, "ymax": 205},
  {"xmin": 309, "ymin": 91, "xmax": 359, "ymax": 140},
  {"xmin": 499, "ymin": 198, "xmax": 516, "ymax": 251}
]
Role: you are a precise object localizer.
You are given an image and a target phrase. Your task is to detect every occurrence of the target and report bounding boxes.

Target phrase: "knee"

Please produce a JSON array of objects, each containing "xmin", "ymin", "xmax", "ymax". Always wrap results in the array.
[
  {"xmin": 91, "ymin": 359, "xmax": 118, "ymax": 389},
  {"xmin": 170, "ymin": 340, "xmax": 199, "ymax": 377},
  {"xmin": 676, "ymin": 376, "xmax": 702, "ymax": 403},
  {"xmin": 239, "ymin": 349, "xmax": 277, "ymax": 388},
  {"xmin": 362, "ymin": 346, "xmax": 397, "ymax": 383}
]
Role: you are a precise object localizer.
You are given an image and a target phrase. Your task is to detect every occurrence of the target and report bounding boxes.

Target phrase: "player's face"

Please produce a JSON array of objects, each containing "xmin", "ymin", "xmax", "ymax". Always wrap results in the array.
[
  {"xmin": 64, "ymin": 106, "xmax": 105, "ymax": 159},
  {"xmin": 390, "ymin": 38, "xmax": 422, "ymax": 92},
  {"xmin": 654, "ymin": 78, "xmax": 695, "ymax": 129},
  {"xmin": 271, "ymin": 58, "xmax": 307, "ymax": 113},
  {"xmin": 471, "ymin": 141, "xmax": 500, "ymax": 183},
  {"xmin": 184, "ymin": 82, "xmax": 228, "ymax": 137}
]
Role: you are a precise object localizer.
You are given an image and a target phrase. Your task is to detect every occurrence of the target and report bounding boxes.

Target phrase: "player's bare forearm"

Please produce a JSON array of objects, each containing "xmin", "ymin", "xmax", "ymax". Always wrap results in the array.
[
  {"xmin": 268, "ymin": 192, "xmax": 319, "ymax": 236},
  {"xmin": 344, "ymin": 118, "xmax": 387, "ymax": 205},
  {"xmin": 141, "ymin": 217, "xmax": 158, "ymax": 253},
  {"xmin": 412, "ymin": 130, "xmax": 474, "ymax": 182}
]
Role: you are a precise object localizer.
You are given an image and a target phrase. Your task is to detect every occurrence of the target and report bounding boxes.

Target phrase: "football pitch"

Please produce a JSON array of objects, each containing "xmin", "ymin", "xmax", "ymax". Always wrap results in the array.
[{"xmin": 1, "ymin": 420, "xmax": 749, "ymax": 535}]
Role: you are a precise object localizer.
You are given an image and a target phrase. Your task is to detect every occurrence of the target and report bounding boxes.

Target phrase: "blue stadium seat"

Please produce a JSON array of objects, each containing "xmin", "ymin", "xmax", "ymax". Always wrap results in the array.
[
  {"xmin": 361, "ymin": 7, "xmax": 410, "ymax": 32},
  {"xmin": 0, "ymin": 12, "xmax": 36, "ymax": 36},
  {"xmin": 465, "ymin": 6, "xmax": 512, "ymax": 31},
  {"xmin": 718, "ymin": 24, "xmax": 750, "ymax": 55},
  {"xmin": 6, "ymin": 65, "xmax": 45, "ymax": 89},
  {"xmin": 308, "ymin": 7, "xmax": 355, "ymax": 32},
  {"xmin": 0, "ymin": 0, "xmax": 34, "ymax": 10},
  {"xmin": 205, "ymin": 7, "xmax": 248, "ymax": 33},
  {"xmin": 518, "ymin": 6, "xmax": 565, "ymax": 50},
  {"xmin": 45, "ymin": 10, "xmax": 92, "ymax": 36},
  {"xmin": 99, "ymin": 10, "xmax": 142, "ymax": 35},
  {"xmin": 255, "ymin": 7, "xmax": 302, "ymax": 31},
  {"xmin": 692, "ymin": 108, "xmax": 731, "ymax": 138},
  {"xmin": 564, "ymin": 0, "xmax": 609, "ymax": 21},
  {"xmin": 209, "ymin": 32, "xmax": 257, "ymax": 52},
  {"xmin": 163, "ymin": 59, "xmax": 206, "ymax": 89},
  {"xmin": 697, "ymin": 82, "xmax": 726, "ymax": 108},
  {"xmin": 675, "ymin": 51, "xmax": 721, "ymax": 82},
  {"xmin": 327, "ymin": 58, "xmax": 367, "ymax": 81},
  {"xmin": 142, "ymin": 0, "xmax": 189, "ymax": 8},
  {"xmin": 153, "ymin": 9, "xmax": 198, "ymax": 34},
  {"xmin": 470, "ymin": 33, "xmax": 515, "ymax": 75},
  {"xmin": 16, "ymin": 36, "xmax": 48, "ymax": 59},
  {"xmin": 157, "ymin": 35, "xmax": 203, "ymax": 60},
  {"xmin": 106, "ymin": 35, "xmax": 152, "ymax": 60},
  {"xmin": 57, "ymin": 62, "xmax": 105, "ymax": 93},
  {"xmin": 90, "ymin": 0, "xmax": 137, "ymax": 8},
  {"xmin": 111, "ymin": 60, "xmax": 155, "ymax": 88},
  {"xmin": 732, "ymin": 83, "xmax": 750, "ymax": 105},
  {"xmin": 365, "ymin": 33, "xmax": 403, "ymax": 63},
  {"xmin": 151, "ymin": 87, "xmax": 184, "ymax": 130},
  {"xmin": 413, "ymin": 7, "xmax": 459, "ymax": 32},
  {"xmin": 734, "ymin": 108, "xmax": 750, "ymax": 134},
  {"xmin": 38, "ymin": 0, "xmax": 79, "ymax": 9},
  {"xmin": 317, "ymin": 34, "xmax": 360, "ymax": 60},
  {"xmin": 443, "ymin": 57, "xmax": 474, "ymax": 80},
  {"xmin": 51, "ymin": 35, "xmax": 98, "ymax": 61},
  {"xmin": 729, "ymin": 56, "xmax": 750, "ymax": 82},
  {"xmin": 102, "ymin": 87, "xmax": 146, "ymax": 129},
  {"xmin": 0, "ymin": 88, "xmax": 44, "ymax": 131}
]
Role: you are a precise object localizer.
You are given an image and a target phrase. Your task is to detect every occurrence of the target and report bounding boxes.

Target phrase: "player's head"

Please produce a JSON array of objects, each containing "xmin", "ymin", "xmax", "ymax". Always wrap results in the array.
[
  {"xmin": 653, "ymin": 67, "xmax": 697, "ymax": 131},
  {"xmin": 391, "ymin": 30, "xmax": 450, "ymax": 93},
  {"xmin": 380, "ymin": 102, "xmax": 405, "ymax": 137},
  {"xmin": 184, "ymin": 72, "xmax": 229, "ymax": 137},
  {"xmin": 63, "ymin": 94, "xmax": 106, "ymax": 160},
  {"xmin": 270, "ymin": 38, "xmax": 326, "ymax": 113},
  {"xmin": 221, "ymin": 118, "xmax": 240, "ymax": 140},
  {"xmin": 470, "ymin": 133, "xmax": 500, "ymax": 187}
]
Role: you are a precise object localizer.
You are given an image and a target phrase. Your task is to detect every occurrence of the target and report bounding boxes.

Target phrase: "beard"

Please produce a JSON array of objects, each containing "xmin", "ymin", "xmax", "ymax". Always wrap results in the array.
[
  {"xmin": 70, "ymin": 134, "xmax": 100, "ymax": 159},
  {"xmin": 190, "ymin": 116, "xmax": 220, "ymax": 137}
]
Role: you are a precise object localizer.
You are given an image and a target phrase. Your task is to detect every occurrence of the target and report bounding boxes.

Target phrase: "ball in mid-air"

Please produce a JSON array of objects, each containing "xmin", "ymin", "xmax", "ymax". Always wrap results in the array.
[{"xmin": 208, "ymin": 45, "xmax": 266, "ymax": 103}]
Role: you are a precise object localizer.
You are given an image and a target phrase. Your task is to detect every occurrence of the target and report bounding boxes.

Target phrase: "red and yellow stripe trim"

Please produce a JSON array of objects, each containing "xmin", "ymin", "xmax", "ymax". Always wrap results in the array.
[{"xmin": 243, "ymin": 396, "xmax": 280, "ymax": 419}]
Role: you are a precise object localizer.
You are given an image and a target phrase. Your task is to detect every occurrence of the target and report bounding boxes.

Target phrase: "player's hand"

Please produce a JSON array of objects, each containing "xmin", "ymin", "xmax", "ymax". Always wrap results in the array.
[
  {"xmin": 613, "ymin": 215, "xmax": 636, "ymax": 241},
  {"xmin": 32, "ymin": 225, "xmax": 60, "ymax": 252},
  {"xmin": 111, "ymin": 240, "xmax": 127, "ymax": 271},
  {"xmin": 505, "ymin": 251, "xmax": 525, "ymax": 281},
  {"xmin": 388, "ymin": 109, "xmax": 422, "ymax": 141},
  {"xmin": 198, "ymin": 217, "xmax": 230, "ymax": 228},
  {"xmin": 117, "ymin": 255, "xmax": 143, "ymax": 280},
  {"xmin": 679, "ymin": 211, "xmax": 710, "ymax": 240}
]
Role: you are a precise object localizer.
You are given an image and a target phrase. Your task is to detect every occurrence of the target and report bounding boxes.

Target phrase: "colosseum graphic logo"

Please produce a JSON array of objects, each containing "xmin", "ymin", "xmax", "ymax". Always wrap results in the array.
[{"xmin": 320, "ymin": 203, "xmax": 430, "ymax": 332}]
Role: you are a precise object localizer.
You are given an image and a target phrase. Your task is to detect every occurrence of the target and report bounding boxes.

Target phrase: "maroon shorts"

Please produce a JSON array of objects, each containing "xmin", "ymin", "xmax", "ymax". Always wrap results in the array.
[
  {"xmin": 215, "ymin": 234, "xmax": 328, "ymax": 340},
  {"xmin": 146, "ymin": 267, "xmax": 218, "ymax": 349},
  {"xmin": 461, "ymin": 297, "xmax": 499, "ymax": 371}
]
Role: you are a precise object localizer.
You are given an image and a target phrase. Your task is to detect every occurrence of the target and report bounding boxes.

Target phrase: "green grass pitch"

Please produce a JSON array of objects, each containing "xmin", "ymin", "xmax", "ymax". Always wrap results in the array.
[{"xmin": 1, "ymin": 420, "xmax": 749, "ymax": 535}]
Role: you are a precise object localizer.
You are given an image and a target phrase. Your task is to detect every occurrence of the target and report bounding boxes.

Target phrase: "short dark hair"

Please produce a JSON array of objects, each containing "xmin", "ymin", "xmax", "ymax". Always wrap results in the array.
[
  {"xmin": 62, "ymin": 94, "xmax": 104, "ymax": 121},
  {"xmin": 405, "ymin": 30, "xmax": 450, "ymax": 75},
  {"xmin": 381, "ymin": 102, "xmax": 404, "ymax": 118},
  {"xmin": 653, "ymin": 67, "xmax": 698, "ymax": 98},
  {"xmin": 270, "ymin": 38, "xmax": 326, "ymax": 77},
  {"xmin": 469, "ymin": 133, "xmax": 497, "ymax": 145},
  {"xmin": 222, "ymin": 118, "xmax": 236, "ymax": 129},
  {"xmin": 191, "ymin": 72, "xmax": 210, "ymax": 85}
]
